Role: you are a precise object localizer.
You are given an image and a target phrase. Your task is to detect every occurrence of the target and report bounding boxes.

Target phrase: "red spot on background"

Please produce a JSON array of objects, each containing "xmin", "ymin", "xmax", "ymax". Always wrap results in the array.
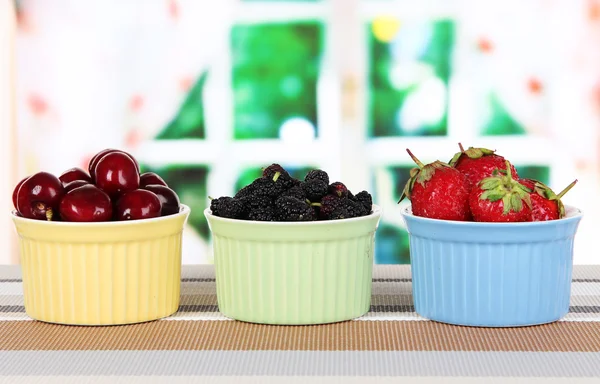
[
  {"xmin": 168, "ymin": 0, "xmax": 180, "ymax": 20},
  {"xmin": 27, "ymin": 93, "xmax": 48, "ymax": 116},
  {"xmin": 179, "ymin": 76, "xmax": 194, "ymax": 92},
  {"xmin": 589, "ymin": 1, "xmax": 600, "ymax": 21},
  {"xmin": 125, "ymin": 129, "xmax": 143, "ymax": 149},
  {"xmin": 129, "ymin": 95, "xmax": 144, "ymax": 112},
  {"xmin": 527, "ymin": 78, "xmax": 543, "ymax": 94},
  {"xmin": 477, "ymin": 38, "xmax": 494, "ymax": 53}
]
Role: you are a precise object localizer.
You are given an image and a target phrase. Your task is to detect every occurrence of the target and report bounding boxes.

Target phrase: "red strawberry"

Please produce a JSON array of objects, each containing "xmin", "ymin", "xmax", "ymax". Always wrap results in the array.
[
  {"xmin": 469, "ymin": 160, "xmax": 532, "ymax": 222},
  {"xmin": 519, "ymin": 178, "xmax": 577, "ymax": 221},
  {"xmin": 450, "ymin": 143, "xmax": 518, "ymax": 187},
  {"xmin": 399, "ymin": 149, "xmax": 471, "ymax": 221}
]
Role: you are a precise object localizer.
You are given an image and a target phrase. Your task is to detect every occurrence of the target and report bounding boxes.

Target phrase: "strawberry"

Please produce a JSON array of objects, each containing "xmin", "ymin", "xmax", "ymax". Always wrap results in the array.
[
  {"xmin": 399, "ymin": 149, "xmax": 471, "ymax": 221},
  {"xmin": 469, "ymin": 160, "xmax": 532, "ymax": 222},
  {"xmin": 519, "ymin": 178, "xmax": 578, "ymax": 221},
  {"xmin": 450, "ymin": 143, "xmax": 518, "ymax": 187}
]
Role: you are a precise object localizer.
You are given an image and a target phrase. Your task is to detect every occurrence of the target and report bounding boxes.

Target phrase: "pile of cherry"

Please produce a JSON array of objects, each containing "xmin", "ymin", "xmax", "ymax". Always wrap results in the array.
[{"xmin": 12, "ymin": 149, "xmax": 180, "ymax": 222}]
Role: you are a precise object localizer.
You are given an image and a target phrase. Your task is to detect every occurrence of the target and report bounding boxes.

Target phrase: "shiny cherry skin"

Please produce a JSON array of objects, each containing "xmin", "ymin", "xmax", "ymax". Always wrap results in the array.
[
  {"xmin": 139, "ymin": 172, "xmax": 168, "ymax": 188},
  {"xmin": 89, "ymin": 149, "xmax": 140, "ymax": 181},
  {"xmin": 63, "ymin": 179, "xmax": 90, "ymax": 193},
  {"xmin": 59, "ymin": 184, "xmax": 113, "ymax": 222},
  {"xmin": 94, "ymin": 152, "xmax": 140, "ymax": 197},
  {"xmin": 16, "ymin": 172, "xmax": 64, "ymax": 221},
  {"xmin": 116, "ymin": 189, "xmax": 162, "ymax": 221},
  {"xmin": 59, "ymin": 167, "xmax": 92, "ymax": 186},
  {"xmin": 12, "ymin": 176, "xmax": 29, "ymax": 210},
  {"xmin": 143, "ymin": 184, "xmax": 180, "ymax": 216}
]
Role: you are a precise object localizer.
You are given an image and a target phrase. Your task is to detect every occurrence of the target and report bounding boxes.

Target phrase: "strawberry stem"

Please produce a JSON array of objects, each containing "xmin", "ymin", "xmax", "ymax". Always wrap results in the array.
[
  {"xmin": 557, "ymin": 179, "xmax": 578, "ymax": 199},
  {"xmin": 458, "ymin": 143, "xmax": 465, "ymax": 153},
  {"xmin": 504, "ymin": 160, "xmax": 513, "ymax": 182},
  {"xmin": 406, "ymin": 148, "xmax": 425, "ymax": 169}
]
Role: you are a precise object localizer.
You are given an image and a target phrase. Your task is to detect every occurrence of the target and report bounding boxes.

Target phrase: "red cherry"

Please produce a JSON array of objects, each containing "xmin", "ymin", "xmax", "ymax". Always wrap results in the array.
[
  {"xmin": 88, "ymin": 149, "xmax": 140, "ymax": 181},
  {"xmin": 12, "ymin": 176, "xmax": 29, "ymax": 210},
  {"xmin": 59, "ymin": 167, "xmax": 92, "ymax": 186},
  {"xmin": 63, "ymin": 179, "xmax": 90, "ymax": 193},
  {"xmin": 116, "ymin": 189, "xmax": 162, "ymax": 220},
  {"xmin": 94, "ymin": 152, "xmax": 140, "ymax": 197},
  {"xmin": 143, "ymin": 184, "xmax": 180, "ymax": 216},
  {"xmin": 59, "ymin": 184, "xmax": 113, "ymax": 222},
  {"xmin": 139, "ymin": 172, "xmax": 168, "ymax": 188},
  {"xmin": 16, "ymin": 172, "xmax": 64, "ymax": 221}
]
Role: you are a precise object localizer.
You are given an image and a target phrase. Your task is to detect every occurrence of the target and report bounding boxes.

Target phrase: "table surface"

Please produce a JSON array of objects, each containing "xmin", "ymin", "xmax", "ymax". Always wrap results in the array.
[{"xmin": 1, "ymin": 265, "xmax": 600, "ymax": 383}]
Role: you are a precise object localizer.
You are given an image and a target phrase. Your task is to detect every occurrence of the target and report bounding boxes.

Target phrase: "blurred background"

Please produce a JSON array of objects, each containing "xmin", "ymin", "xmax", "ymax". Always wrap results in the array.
[{"xmin": 1, "ymin": 0, "xmax": 599, "ymax": 265}]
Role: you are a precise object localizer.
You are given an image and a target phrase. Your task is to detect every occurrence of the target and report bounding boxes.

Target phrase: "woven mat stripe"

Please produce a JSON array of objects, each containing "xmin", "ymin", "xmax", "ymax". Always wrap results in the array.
[{"xmin": 1, "ymin": 320, "xmax": 600, "ymax": 351}]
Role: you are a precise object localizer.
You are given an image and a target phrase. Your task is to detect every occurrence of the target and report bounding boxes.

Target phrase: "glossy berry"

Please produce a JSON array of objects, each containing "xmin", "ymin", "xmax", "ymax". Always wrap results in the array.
[
  {"xmin": 305, "ymin": 169, "xmax": 329, "ymax": 185},
  {"xmin": 520, "ymin": 178, "xmax": 577, "ymax": 221},
  {"xmin": 469, "ymin": 161, "xmax": 532, "ymax": 222},
  {"xmin": 210, "ymin": 196, "xmax": 246, "ymax": 219},
  {"xmin": 58, "ymin": 167, "xmax": 92, "ymax": 186},
  {"xmin": 143, "ymin": 184, "xmax": 180, "ymax": 216},
  {"xmin": 94, "ymin": 151, "xmax": 140, "ymax": 197},
  {"xmin": 89, "ymin": 149, "xmax": 140, "ymax": 181},
  {"xmin": 63, "ymin": 179, "xmax": 91, "ymax": 193},
  {"xmin": 328, "ymin": 182, "xmax": 348, "ymax": 198},
  {"xmin": 140, "ymin": 172, "xmax": 168, "ymax": 188},
  {"xmin": 329, "ymin": 199, "xmax": 367, "ymax": 220},
  {"xmin": 116, "ymin": 189, "xmax": 162, "ymax": 221},
  {"xmin": 316, "ymin": 194, "xmax": 344, "ymax": 219},
  {"xmin": 302, "ymin": 179, "xmax": 328, "ymax": 202},
  {"xmin": 450, "ymin": 143, "xmax": 518, "ymax": 187},
  {"xmin": 400, "ymin": 149, "xmax": 471, "ymax": 221},
  {"xmin": 274, "ymin": 196, "xmax": 315, "ymax": 221},
  {"xmin": 12, "ymin": 177, "xmax": 29, "ymax": 210},
  {"xmin": 354, "ymin": 191, "xmax": 373, "ymax": 213},
  {"xmin": 59, "ymin": 184, "xmax": 112, "ymax": 222},
  {"xmin": 16, "ymin": 172, "xmax": 64, "ymax": 221}
]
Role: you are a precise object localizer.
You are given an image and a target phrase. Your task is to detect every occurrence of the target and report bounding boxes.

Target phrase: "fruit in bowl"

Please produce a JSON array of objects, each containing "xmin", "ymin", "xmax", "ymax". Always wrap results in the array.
[
  {"xmin": 12, "ymin": 149, "xmax": 180, "ymax": 222},
  {"xmin": 399, "ymin": 144, "xmax": 583, "ymax": 327},
  {"xmin": 10, "ymin": 149, "xmax": 190, "ymax": 326},
  {"xmin": 205, "ymin": 164, "xmax": 381, "ymax": 325},
  {"xmin": 209, "ymin": 164, "xmax": 373, "ymax": 222}
]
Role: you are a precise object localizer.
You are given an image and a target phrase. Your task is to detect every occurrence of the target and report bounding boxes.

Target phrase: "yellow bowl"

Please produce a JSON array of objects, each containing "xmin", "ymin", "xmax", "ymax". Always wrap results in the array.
[{"xmin": 10, "ymin": 205, "xmax": 190, "ymax": 326}]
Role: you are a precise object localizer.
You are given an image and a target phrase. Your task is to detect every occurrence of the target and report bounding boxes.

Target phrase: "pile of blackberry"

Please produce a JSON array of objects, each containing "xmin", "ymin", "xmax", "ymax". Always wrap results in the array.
[{"xmin": 210, "ymin": 164, "xmax": 373, "ymax": 222}]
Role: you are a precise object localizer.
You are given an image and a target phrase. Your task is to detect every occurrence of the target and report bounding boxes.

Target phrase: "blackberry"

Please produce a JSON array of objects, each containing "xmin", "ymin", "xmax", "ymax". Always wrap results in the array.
[
  {"xmin": 240, "ymin": 194, "xmax": 273, "ymax": 211},
  {"xmin": 234, "ymin": 183, "xmax": 255, "ymax": 199},
  {"xmin": 248, "ymin": 177, "xmax": 288, "ymax": 198},
  {"xmin": 248, "ymin": 206, "xmax": 276, "ymax": 221},
  {"xmin": 305, "ymin": 169, "xmax": 329, "ymax": 185},
  {"xmin": 329, "ymin": 199, "xmax": 366, "ymax": 220},
  {"xmin": 274, "ymin": 196, "xmax": 316, "ymax": 221},
  {"xmin": 210, "ymin": 197, "xmax": 246, "ymax": 219},
  {"xmin": 328, "ymin": 182, "xmax": 348, "ymax": 198},
  {"xmin": 281, "ymin": 184, "xmax": 306, "ymax": 201},
  {"xmin": 317, "ymin": 194, "xmax": 345, "ymax": 220},
  {"xmin": 301, "ymin": 179, "xmax": 328, "ymax": 202},
  {"xmin": 355, "ymin": 191, "xmax": 373, "ymax": 213},
  {"xmin": 262, "ymin": 163, "xmax": 288, "ymax": 180}
]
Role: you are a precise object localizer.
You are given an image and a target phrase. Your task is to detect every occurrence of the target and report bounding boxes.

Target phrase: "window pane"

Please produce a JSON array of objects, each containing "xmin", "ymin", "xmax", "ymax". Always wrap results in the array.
[
  {"xmin": 155, "ymin": 71, "xmax": 208, "ymax": 139},
  {"xmin": 232, "ymin": 22, "xmax": 323, "ymax": 139},
  {"xmin": 368, "ymin": 18, "xmax": 455, "ymax": 137}
]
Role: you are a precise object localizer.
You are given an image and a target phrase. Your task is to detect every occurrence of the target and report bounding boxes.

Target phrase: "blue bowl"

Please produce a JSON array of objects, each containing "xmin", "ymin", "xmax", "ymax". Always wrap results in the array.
[{"xmin": 401, "ymin": 205, "xmax": 583, "ymax": 327}]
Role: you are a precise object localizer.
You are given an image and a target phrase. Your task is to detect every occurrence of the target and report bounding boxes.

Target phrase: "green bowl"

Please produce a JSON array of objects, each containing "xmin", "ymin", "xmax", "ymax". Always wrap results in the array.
[{"xmin": 204, "ymin": 205, "xmax": 382, "ymax": 325}]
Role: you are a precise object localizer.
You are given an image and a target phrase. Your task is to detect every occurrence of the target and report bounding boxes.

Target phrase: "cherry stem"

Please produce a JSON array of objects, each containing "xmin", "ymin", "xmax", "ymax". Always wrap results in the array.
[
  {"xmin": 557, "ymin": 179, "xmax": 578, "ymax": 199},
  {"xmin": 406, "ymin": 148, "xmax": 425, "ymax": 168},
  {"xmin": 45, "ymin": 208, "xmax": 53, "ymax": 221},
  {"xmin": 273, "ymin": 172, "xmax": 281, "ymax": 182},
  {"xmin": 458, "ymin": 143, "xmax": 465, "ymax": 153}
]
